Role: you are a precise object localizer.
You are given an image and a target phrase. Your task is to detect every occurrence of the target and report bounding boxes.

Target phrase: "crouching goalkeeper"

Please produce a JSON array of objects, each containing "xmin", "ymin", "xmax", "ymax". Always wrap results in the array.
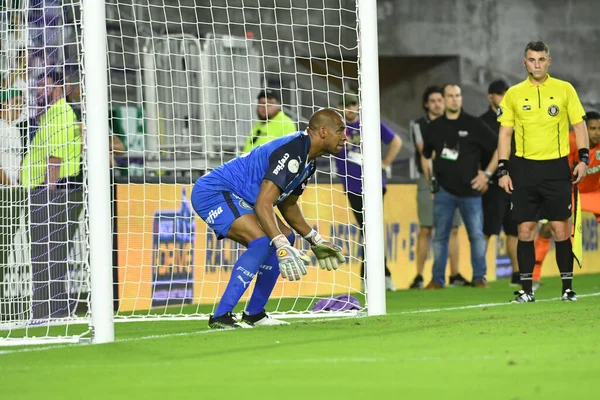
[{"xmin": 191, "ymin": 109, "xmax": 347, "ymax": 329}]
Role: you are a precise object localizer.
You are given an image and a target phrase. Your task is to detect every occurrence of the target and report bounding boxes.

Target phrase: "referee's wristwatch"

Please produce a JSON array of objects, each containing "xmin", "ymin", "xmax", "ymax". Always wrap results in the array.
[
  {"xmin": 496, "ymin": 169, "xmax": 509, "ymax": 178},
  {"xmin": 496, "ymin": 159, "xmax": 510, "ymax": 179}
]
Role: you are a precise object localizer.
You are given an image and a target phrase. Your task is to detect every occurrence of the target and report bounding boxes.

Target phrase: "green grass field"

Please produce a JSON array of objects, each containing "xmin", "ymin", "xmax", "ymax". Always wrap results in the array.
[{"xmin": 2, "ymin": 274, "xmax": 600, "ymax": 400}]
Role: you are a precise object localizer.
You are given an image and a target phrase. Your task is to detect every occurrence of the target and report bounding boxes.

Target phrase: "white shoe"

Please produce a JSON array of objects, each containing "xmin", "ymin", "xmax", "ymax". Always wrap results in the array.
[
  {"xmin": 385, "ymin": 276, "xmax": 396, "ymax": 292},
  {"xmin": 561, "ymin": 289, "xmax": 577, "ymax": 301},
  {"xmin": 510, "ymin": 290, "xmax": 535, "ymax": 303},
  {"xmin": 241, "ymin": 311, "xmax": 290, "ymax": 327}
]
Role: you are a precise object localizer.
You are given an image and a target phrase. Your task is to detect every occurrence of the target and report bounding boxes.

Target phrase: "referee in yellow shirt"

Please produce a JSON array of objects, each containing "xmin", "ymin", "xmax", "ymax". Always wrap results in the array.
[{"xmin": 497, "ymin": 41, "xmax": 589, "ymax": 303}]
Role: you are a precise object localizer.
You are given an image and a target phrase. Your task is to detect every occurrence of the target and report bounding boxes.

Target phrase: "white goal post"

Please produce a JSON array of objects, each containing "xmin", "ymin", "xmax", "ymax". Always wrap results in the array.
[{"xmin": 0, "ymin": 0, "xmax": 385, "ymax": 346}]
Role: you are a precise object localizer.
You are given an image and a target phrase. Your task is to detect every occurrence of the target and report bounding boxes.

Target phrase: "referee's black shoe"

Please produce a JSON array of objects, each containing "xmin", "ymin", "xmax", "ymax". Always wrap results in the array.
[
  {"xmin": 510, "ymin": 290, "xmax": 535, "ymax": 303},
  {"xmin": 561, "ymin": 289, "xmax": 577, "ymax": 301}
]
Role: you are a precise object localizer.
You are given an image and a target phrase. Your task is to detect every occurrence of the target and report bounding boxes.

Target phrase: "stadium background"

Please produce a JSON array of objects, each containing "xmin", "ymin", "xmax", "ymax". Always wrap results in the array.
[{"xmin": 1, "ymin": 4, "xmax": 600, "ymax": 396}]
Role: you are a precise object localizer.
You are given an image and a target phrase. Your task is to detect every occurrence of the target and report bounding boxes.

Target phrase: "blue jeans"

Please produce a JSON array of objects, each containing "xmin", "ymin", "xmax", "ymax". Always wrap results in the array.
[{"xmin": 431, "ymin": 186, "xmax": 487, "ymax": 286}]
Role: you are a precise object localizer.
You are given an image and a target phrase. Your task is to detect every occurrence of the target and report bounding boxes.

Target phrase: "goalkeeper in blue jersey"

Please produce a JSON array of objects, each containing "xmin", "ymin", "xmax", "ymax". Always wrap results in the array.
[{"xmin": 192, "ymin": 108, "xmax": 347, "ymax": 329}]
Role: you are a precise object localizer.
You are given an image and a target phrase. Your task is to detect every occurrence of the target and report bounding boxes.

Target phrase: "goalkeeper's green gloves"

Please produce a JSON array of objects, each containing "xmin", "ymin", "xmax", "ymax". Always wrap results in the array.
[
  {"xmin": 271, "ymin": 234, "xmax": 309, "ymax": 281},
  {"xmin": 304, "ymin": 229, "xmax": 345, "ymax": 271}
]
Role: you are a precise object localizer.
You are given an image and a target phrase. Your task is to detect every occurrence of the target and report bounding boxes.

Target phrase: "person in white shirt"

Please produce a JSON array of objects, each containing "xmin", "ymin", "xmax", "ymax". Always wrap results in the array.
[{"xmin": 0, "ymin": 88, "xmax": 24, "ymax": 186}]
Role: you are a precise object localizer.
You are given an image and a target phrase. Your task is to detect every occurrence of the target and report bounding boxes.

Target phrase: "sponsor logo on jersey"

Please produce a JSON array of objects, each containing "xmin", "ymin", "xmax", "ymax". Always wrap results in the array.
[
  {"xmin": 273, "ymin": 153, "xmax": 290, "ymax": 175},
  {"xmin": 548, "ymin": 105, "xmax": 559, "ymax": 116},
  {"xmin": 523, "ymin": 105, "xmax": 531, "ymax": 111},
  {"xmin": 230, "ymin": 192, "xmax": 253, "ymax": 210},
  {"xmin": 288, "ymin": 158, "xmax": 300, "ymax": 173},
  {"xmin": 458, "ymin": 130, "xmax": 468, "ymax": 137},
  {"xmin": 206, "ymin": 206, "xmax": 223, "ymax": 224},
  {"xmin": 587, "ymin": 164, "xmax": 600, "ymax": 175},
  {"xmin": 239, "ymin": 199, "xmax": 252, "ymax": 210}
]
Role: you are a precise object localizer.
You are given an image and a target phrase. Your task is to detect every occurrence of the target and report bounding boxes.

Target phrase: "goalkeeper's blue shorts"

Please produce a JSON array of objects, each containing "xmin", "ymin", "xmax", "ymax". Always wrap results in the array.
[{"xmin": 191, "ymin": 182, "xmax": 255, "ymax": 240}]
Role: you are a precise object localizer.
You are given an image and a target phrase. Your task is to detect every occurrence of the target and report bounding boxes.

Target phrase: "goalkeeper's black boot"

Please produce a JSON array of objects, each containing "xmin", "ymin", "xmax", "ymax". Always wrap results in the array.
[
  {"xmin": 208, "ymin": 312, "xmax": 252, "ymax": 330},
  {"xmin": 510, "ymin": 290, "xmax": 535, "ymax": 303},
  {"xmin": 561, "ymin": 289, "xmax": 577, "ymax": 301},
  {"xmin": 241, "ymin": 311, "xmax": 290, "ymax": 327}
]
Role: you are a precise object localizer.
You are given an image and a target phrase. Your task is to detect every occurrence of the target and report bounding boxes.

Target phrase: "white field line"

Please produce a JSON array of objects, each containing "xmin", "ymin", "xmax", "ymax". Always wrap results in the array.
[
  {"xmin": 289, "ymin": 291, "xmax": 600, "ymax": 322},
  {"xmin": 0, "ymin": 330, "xmax": 221, "ymax": 356},
  {"xmin": 389, "ymin": 291, "xmax": 600, "ymax": 316},
  {"xmin": 2, "ymin": 291, "xmax": 599, "ymax": 356}
]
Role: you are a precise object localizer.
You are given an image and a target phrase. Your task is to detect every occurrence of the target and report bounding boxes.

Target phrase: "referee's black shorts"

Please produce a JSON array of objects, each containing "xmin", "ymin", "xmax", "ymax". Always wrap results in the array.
[
  {"xmin": 482, "ymin": 183, "xmax": 518, "ymax": 236},
  {"xmin": 511, "ymin": 156, "xmax": 572, "ymax": 223}
]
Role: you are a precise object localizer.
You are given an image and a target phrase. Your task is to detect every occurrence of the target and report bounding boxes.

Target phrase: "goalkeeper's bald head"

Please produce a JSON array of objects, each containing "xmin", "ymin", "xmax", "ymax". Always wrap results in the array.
[
  {"xmin": 308, "ymin": 108, "xmax": 344, "ymax": 132},
  {"xmin": 307, "ymin": 108, "xmax": 347, "ymax": 155}
]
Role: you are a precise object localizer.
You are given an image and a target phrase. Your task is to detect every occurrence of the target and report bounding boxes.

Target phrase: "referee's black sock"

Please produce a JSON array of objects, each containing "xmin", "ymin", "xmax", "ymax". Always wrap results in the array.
[
  {"xmin": 517, "ymin": 240, "xmax": 535, "ymax": 293},
  {"xmin": 555, "ymin": 239, "xmax": 573, "ymax": 292}
]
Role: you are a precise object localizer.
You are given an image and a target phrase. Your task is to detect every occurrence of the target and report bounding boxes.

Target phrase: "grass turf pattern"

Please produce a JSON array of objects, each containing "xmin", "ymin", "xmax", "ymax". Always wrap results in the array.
[{"xmin": 1, "ymin": 273, "xmax": 599, "ymax": 399}]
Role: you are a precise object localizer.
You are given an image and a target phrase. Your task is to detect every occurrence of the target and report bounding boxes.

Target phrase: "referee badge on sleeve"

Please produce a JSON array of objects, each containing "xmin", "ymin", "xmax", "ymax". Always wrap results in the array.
[
  {"xmin": 496, "ymin": 106, "xmax": 503, "ymax": 117},
  {"xmin": 548, "ymin": 105, "xmax": 559, "ymax": 116}
]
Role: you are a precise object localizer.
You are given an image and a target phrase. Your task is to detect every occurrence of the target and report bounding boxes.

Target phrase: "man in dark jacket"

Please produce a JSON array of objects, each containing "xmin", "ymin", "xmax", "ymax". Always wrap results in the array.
[{"xmin": 423, "ymin": 84, "xmax": 499, "ymax": 288}]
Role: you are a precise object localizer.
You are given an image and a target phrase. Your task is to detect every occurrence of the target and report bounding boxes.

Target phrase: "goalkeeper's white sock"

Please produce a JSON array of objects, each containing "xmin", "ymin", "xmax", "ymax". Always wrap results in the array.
[
  {"xmin": 245, "ymin": 232, "xmax": 296, "ymax": 316},
  {"xmin": 213, "ymin": 236, "xmax": 271, "ymax": 318}
]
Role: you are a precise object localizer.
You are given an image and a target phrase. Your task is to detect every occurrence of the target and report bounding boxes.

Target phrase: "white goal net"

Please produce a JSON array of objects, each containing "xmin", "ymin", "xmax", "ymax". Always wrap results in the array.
[
  {"xmin": 0, "ymin": 0, "xmax": 90, "ymax": 345},
  {"xmin": 1, "ymin": 0, "xmax": 377, "ymax": 344}
]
